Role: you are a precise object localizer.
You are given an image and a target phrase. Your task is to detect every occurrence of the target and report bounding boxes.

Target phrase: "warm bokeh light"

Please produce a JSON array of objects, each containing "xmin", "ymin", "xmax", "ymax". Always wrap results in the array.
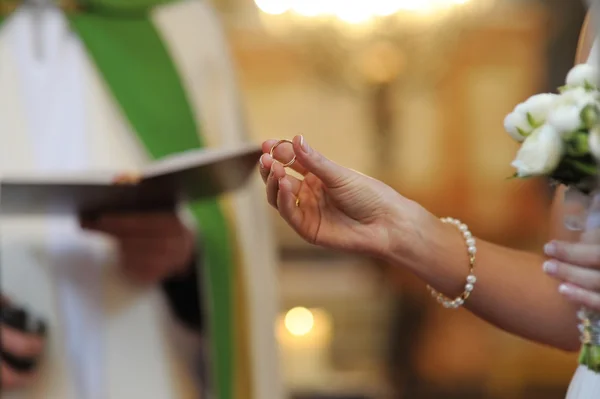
[
  {"xmin": 290, "ymin": 0, "xmax": 322, "ymax": 17},
  {"xmin": 284, "ymin": 307, "xmax": 315, "ymax": 336},
  {"xmin": 254, "ymin": 0, "xmax": 473, "ymax": 21},
  {"xmin": 254, "ymin": 0, "xmax": 292, "ymax": 15}
]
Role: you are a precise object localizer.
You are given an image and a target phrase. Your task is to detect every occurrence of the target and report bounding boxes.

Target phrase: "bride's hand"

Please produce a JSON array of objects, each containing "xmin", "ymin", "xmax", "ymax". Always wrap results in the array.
[
  {"xmin": 543, "ymin": 194, "xmax": 600, "ymax": 311},
  {"xmin": 259, "ymin": 135, "xmax": 426, "ymax": 258}
]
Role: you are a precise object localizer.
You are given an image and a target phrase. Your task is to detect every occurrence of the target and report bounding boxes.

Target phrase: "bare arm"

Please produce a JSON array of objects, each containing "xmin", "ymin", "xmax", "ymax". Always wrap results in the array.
[
  {"xmin": 383, "ymin": 11, "xmax": 596, "ymax": 348},
  {"xmin": 386, "ymin": 188, "xmax": 579, "ymax": 351},
  {"xmin": 383, "ymin": 13, "xmax": 598, "ymax": 353}
]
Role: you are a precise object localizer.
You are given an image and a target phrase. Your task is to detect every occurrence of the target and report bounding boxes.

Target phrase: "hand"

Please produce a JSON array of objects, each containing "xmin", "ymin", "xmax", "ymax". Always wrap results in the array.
[
  {"xmin": 1, "ymin": 298, "xmax": 46, "ymax": 391},
  {"xmin": 81, "ymin": 212, "xmax": 195, "ymax": 285},
  {"xmin": 259, "ymin": 135, "xmax": 425, "ymax": 258},
  {"xmin": 543, "ymin": 194, "xmax": 600, "ymax": 310}
]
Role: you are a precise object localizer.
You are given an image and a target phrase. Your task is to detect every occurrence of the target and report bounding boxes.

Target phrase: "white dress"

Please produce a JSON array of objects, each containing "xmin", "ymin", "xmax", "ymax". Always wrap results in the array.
[
  {"xmin": 0, "ymin": 2, "xmax": 282, "ymax": 398},
  {"xmin": 565, "ymin": 20, "xmax": 600, "ymax": 397}
]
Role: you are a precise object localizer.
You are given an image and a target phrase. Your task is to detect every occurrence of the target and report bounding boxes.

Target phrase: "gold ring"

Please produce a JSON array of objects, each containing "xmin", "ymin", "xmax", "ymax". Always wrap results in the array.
[
  {"xmin": 269, "ymin": 139, "xmax": 296, "ymax": 168},
  {"xmin": 295, "ymin": 197, "xmax": 300, "ymax": 207}
]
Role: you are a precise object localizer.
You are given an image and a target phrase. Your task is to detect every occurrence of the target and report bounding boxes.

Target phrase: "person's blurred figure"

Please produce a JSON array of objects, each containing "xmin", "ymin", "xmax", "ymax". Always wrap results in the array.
[{"xmin": 0, "ymin": 1, "xmax": 281, "ymax": 398}]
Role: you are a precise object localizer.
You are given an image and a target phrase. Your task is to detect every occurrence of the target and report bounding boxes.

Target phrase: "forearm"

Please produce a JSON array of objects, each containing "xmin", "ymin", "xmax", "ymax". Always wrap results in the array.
[{"xmin": 385, "ymin": 210, "xmax": 580, "ymax": 351}]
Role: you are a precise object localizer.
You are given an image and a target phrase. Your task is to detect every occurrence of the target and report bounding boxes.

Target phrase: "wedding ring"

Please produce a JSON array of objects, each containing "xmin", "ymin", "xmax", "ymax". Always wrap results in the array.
[
  {"xmin": 295, "ymin": 197, "xmax": 300, "ymax": 207},
  {"xmin": 270, "ymin": 139, "xmax": 296, "ymax": 168}
]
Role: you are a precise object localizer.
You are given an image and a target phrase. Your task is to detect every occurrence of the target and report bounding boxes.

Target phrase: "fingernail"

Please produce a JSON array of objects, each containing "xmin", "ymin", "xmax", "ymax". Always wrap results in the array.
[
  {"xmin": 259, "ymin": 155, "xmax": 265, "ymax": 169},
  {"xmin": 558, "ymin": 284, "xmax": 573, "ymax": 295},
  {"xmin": 543, "ymin": 261, "xmax": 558, "ymax": 275},
  {"xmin": 544, "ymin": 242, "xmax": 557, "ymax": 257},
  {"xmin": 300, "ymin": 135, "xmax": 309, "ymax": 153}
]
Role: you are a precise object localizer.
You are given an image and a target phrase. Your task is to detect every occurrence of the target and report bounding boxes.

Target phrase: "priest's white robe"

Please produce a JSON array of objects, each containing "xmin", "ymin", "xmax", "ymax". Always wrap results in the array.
[{"xmin": 0, "ymin": 1, "xmax": 281, "ymax": 398}]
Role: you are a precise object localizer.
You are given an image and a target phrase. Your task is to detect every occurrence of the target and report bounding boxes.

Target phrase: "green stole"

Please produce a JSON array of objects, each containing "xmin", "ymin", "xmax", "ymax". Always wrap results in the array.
[{"xmin": 0, "ymin": 2, "xmax": 242, "ymax": 398}]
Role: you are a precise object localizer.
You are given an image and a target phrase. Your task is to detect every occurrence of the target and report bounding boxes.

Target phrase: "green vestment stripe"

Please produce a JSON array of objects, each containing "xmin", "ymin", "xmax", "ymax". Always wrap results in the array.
[{"xmin": 0, "ymin": 7, "xmax": 236, "ymax": 399}]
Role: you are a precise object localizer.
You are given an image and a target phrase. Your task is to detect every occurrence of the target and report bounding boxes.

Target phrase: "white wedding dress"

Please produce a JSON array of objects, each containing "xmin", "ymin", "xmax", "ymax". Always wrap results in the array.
[{"xmin": 563, "ymin": 3, "xmax": 600, "ymax": 396}]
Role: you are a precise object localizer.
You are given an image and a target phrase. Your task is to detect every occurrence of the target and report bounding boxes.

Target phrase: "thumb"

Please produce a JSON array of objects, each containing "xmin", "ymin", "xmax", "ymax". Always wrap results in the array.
[{"xmin": 292, "ymin": 135, "xmax": 352, "ymax": 187}]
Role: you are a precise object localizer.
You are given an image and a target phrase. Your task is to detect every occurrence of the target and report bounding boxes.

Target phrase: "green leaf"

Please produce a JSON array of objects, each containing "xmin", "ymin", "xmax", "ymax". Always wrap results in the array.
[
  {"xmin": 579, "ymin": 344, "xmax": 590, "ymax": 366},
  {"xmin": 567, "ymin": 131, "xmax": 590, "ymax": 155},
  {"xmin": 526, "ymin": 112, "xmax": 540, "ymax": 128},
  {"xmin": 565, "ymin": 159, "xmax": 598, "ymax": 175},
  {"xmin": 558, "ymin": 85, "xmax": 571, "ymax": 93},
  {"xmin": 581, "ymin": 104, "xmax": 600, "ymax": 129},
  {"xmin": 584, "ymin": 80, "xmax": 598, "ymax": 92},
  {"xmin": 590, "ymin": 345, "xmax": 600, "ymax": 372},
  {"xmin": 516, "ymin": 127, "xmax": 529, "ymax": 138}
]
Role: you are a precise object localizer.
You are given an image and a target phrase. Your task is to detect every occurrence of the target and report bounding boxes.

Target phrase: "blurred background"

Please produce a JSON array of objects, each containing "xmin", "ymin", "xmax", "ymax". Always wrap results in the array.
[{"xmin": 215, "ymin": 0, "xmax": 586, "ymax": 398}]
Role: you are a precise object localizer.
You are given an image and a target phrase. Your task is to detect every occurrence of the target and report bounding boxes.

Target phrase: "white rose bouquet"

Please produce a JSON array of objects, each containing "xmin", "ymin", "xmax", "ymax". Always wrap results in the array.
[{"xmin": 505, "ymin": 64, "xmax": 600, "ymax": 373}]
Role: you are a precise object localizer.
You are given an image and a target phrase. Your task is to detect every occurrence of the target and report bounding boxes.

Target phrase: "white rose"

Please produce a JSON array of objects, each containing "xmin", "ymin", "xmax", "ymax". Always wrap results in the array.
[
  {"xmin": 547, "ymin": 105, "xmax": 582, "ymax": 135},
  {"xmin": 590, "ymin": 126, "xmax": 600, "ymax": 162},
  {"xmin": 504, "ymin": 93, "xmax": 558, "ymax": 141},
  {"xmin": 503, "ymin": 111, "xmax": 531, "ymax": 142},
  {"xmin": 566, "ymin": 63, "xmax": 600, "ymax": 89},
  {"xmin": 560, "ymin": 87, "xmax": 600, "ymax": 108},
  {"xmin": 511, "ymin": 124, "xmax": 564, "ymax": 177},
  {"xmin": 521, "ymin": 93, "xmax": 559, "ymax": 126}
]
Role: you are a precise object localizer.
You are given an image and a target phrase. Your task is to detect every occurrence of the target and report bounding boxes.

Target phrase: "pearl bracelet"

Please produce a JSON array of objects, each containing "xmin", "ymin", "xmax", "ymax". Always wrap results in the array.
[{"xmin": 427, "ymin": 217, "xmax": 477, "ymax": 309}]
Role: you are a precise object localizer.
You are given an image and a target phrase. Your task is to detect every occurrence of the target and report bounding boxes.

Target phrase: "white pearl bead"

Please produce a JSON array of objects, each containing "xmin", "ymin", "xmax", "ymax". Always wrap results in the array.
[{"xmin": 433, "ymin": 218, "xmax": 479, "ymax": 310}]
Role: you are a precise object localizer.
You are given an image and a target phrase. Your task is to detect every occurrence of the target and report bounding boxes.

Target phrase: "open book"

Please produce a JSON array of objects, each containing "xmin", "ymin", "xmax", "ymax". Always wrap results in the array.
[{"xmin": 0, "ymin": 144, "xmax": 262, "ymax": 215}]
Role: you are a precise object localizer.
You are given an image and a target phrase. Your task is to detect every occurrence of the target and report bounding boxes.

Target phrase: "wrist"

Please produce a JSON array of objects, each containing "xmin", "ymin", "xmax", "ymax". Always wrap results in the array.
[
  {"xmin": 379, "ymin": 197, "xmax": 434, "ymax": 269},
  {"xmin": 381, "ymin": 201, "xmax": 464, "ymax": 279}
]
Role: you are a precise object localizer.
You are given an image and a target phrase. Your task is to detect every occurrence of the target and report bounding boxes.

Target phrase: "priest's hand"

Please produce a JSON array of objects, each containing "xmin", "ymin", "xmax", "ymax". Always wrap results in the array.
[
  {"xmin": 81, "ymin": 212, "xmax": 195, "ymax": 284},
  {"xmin": 1, "ymin": 298, "xmax": 46, "ymax": 391},
  {"xmin": 259, "ymin": 135, "xmax": 426, "ymax": 259}
]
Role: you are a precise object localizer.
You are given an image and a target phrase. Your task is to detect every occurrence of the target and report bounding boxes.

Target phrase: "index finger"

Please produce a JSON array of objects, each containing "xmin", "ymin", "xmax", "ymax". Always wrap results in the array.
[{"xmin": 1, "ymin": 363, "xmax": 36, "ymax": 390}]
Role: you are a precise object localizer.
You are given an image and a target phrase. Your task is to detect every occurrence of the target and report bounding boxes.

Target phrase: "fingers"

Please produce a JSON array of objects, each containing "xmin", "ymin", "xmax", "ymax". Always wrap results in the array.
[
  {"xmin": 544, "ymin": 260, "xmax": 600, "ymax": 291},
  {"xmin": 259, "ymin": 152, "xmax": 308, "ymax": 183},
  {"xmin": 544, "ymin": 241, "xmax": 600, "ymax": 269},
  {"xmin": 557, "ymin": 283, "xmax": 600, "ymax": 311},
  {"xmin": 120, "ymin": 250, "xmax": 179, "ymax": 285},
  {"xmin": 290, "ymin": 135, "xmax": 353, "ymax": 188},
  {"xmin": 277, "ymin": 176, "xmax": 302, "ymax": 227},
  {"xmin": 261, "ymin": 136, "xmax": 352, "ymax": 188},
  {"xmin": 266, "ymin": 161, "xmax": 285, "ymax": 208},
  {"xmin": 1, "ymin": 326, "xmax": 44, "ymax": 358},
  {"xmin": 118, "ymin": 233, "xmax": 194, "ymax": 284},
  {"xmin": 266, "ymin": 162, "xmax": 302, "ymax": 209},
  {"xmin": 1, "ymin": 362, "xmax": 36, "ymax": 390}
]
